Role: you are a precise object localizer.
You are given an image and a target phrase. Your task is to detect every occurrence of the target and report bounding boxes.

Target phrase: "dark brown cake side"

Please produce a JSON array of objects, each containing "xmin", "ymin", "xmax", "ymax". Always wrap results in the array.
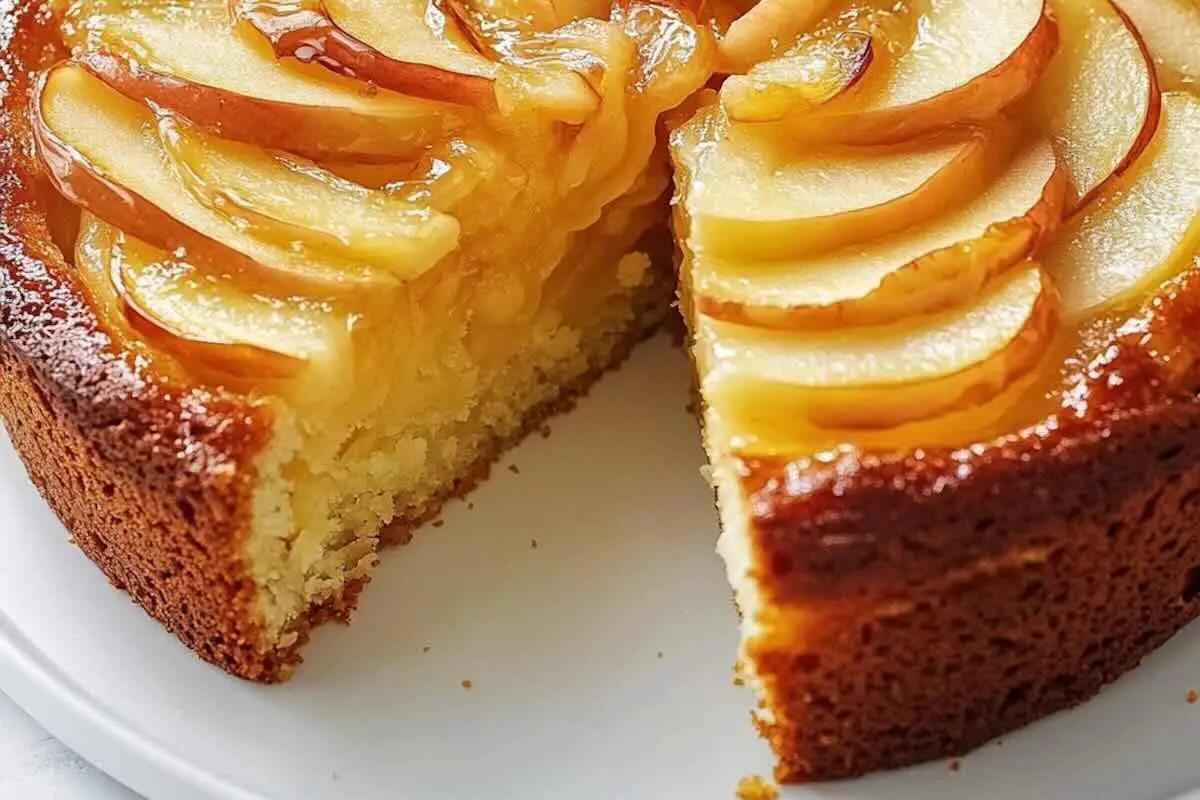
[
  {"xmin": 0, "ymin": 1, "xmax": 293, "ymax": 679},
  {"xmin": 737, "ymin": 260, "xmax": 1200, "ymax": 782}
]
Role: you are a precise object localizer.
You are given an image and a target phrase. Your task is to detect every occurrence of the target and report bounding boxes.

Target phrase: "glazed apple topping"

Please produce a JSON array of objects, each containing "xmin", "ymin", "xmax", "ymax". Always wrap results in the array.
[
  {"xmin": 1044, "ymin": 92, "xmax": 1200, "ymax": 324},
  {"xmin": 63, "ymin": 0, "xmax": 470, "ymax": 162},
  {"xmin": 1024, "ymin": 0, "xmax": 1161, "ymax": 210},
  {"xmin": 1112, "ymin": 0, "xmax": 1200, "ymax": 91},
  {"xmin": 677, "ymin": 0, "xmax": 1200, "ymax": 453},
  {"xmin": 691, "ymin": 138, "xmax": 1067, "ymax": 329},
  {"xmin": 37, "ymin": 0, "xmax": 714, "ymax": 384},
  {"xmin": 30, "ymin": 0, "xmax": 1200, "ymax": 452}
]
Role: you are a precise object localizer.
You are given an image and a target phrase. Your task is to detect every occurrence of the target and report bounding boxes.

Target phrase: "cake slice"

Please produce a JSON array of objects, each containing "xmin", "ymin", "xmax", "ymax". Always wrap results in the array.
[
  {"xmin": 0, "ymin": 0, "xmax": 711, "ymax": 680},
  {"xmin": 675, "ymin": 0, "xmax": 1200, "ymax": 781}
]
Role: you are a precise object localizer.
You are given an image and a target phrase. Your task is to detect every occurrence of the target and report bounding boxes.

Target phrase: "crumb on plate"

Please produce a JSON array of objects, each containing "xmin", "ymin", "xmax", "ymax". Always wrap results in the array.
[{"xmin": 735, "ymin": 775, "xmax": 778, "ymax": 800}]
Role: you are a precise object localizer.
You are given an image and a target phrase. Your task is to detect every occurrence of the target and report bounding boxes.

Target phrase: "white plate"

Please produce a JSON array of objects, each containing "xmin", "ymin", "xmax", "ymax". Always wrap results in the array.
[{"xmin": 2, "ymin": 335, "xmax": 1200, "ymax": 800}]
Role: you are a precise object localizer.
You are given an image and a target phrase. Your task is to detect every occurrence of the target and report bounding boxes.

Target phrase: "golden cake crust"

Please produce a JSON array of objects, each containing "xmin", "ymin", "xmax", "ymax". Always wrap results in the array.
[
  {"xmin": 737, "ymin": 259, "xmax": 1200, "ymax": 781},
  {"xmin": 0, "ymin": 1, "xmax": 291, "ymax": 679}
]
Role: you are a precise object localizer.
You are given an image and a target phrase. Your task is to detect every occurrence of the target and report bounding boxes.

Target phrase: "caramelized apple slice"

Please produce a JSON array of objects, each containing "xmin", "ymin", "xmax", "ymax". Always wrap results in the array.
[
  {"xmin": 64, "ymin": 0, "xmax": 462, "ymax": 162},
  {"xmin": 717, "ymin": 0, "xmax": 837, "ymax": 70},
  {"xmin": 34, "ymin": 63, "xmax": 394, "ymax": 295},
  {"xmin": 1025, "ymin": 0, "xmax": 1160, "ymax": 210},
  {"xmin": 694, "ymin": 138, "xmax": 1067, "ymax": 327},
  {"xmin": 234, "ymin": 0, "xmax": 499, "ymax": 109},
  {"xmin": 677, "ymin": 107, "xmax": 1019, "ymax": 261},
  {"xmin": 699, "ymin": 264, "xmax": 1057, "ymax": 431},
  {"xmin": 1045, "ymin": 92, "xmax": 1200, "ymax": 323},
  {"xmin": 783, "ymin": 0, "xmax": 1057, "ymax": 145},
  {"xmin": 157, "ymin": 114, "xmax": 460, "ymax": 276},
  {"xmin": 1113, "ymin": 0, "xmax": 1200, "ymax": 89},
  {"xmin": 75, "ymin": 215, "xmax": 339, "ymax": 379},
  {"xmin": 447, "ymin": 2, "xmax": 625, "ymax": 123},
  {"xmin": 617, "ymin": 3, "xmax": 716, "ymax": 108},
  {"xmin": 720, "ymin": 32, "xmax": 874, "ymax": 123}
]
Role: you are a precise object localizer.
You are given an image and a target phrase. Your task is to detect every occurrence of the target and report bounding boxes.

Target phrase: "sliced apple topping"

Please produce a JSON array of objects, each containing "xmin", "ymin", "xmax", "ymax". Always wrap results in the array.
[
  {"xmin": 234, "ymin": 0, "xmax": 501, "ymax": 109},
  {"xmin": 234, "ymin": 0, "xmax": 602, "ymax": 122},
  {"xmin": 779, "ymin": 0, "xmax": 1058, "ymax": 145},
  {"xmin": 1025, "ymin": 0, "xmax": 1161, "ymax": 210},
  {"xmin": 618, "ymin": 3, "xmax": 715, "ymax": 104},
  {"xmin": 75, "ymin": 215, "xmax": 339, "ymax": 379},
  {"xmin": 1045, "ymin": 91, "xmax": 1200, "ymax": 323},
  {"xmin": 717, "ymin": 0, "xmax": 838, "ymax": 70},
  {"xmin": 63, "ymin": 0, "xmax": 463, "ymax": 162},
  {"xmin": 157, "ymin": 114, "xmax": 460, "ymax": 276},
  {"xmin": 694, "ymin": 138, "xmax": 1067, "ymax": 328},
  {"xmin": 33, "ymin": 62, "xmax": 399, "ymax": 295},
  {"xmin": 699, "ymin": 264, "xmax": 1058, "ymax": 431},
  {"xmin": 1113, "ymin": 0, "xmax": 1200, "ymax": 89},
  {"xmin": 720, "ymin": 31, "xmax": 874, "ymax": 123},
  {"xmin": 677, "ymin": 106, "xmax": 1019, "ymax": 261}
]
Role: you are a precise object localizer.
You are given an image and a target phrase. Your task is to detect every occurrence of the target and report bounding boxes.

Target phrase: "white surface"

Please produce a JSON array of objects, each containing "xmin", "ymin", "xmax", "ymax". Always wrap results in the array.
[
  {"xmin": 0, "ymin": 691, "xmax": 132, "ymax": 798},
  {"xmin": 2, "ymin": 336, "xmax": 1200, "ymax": 799}
]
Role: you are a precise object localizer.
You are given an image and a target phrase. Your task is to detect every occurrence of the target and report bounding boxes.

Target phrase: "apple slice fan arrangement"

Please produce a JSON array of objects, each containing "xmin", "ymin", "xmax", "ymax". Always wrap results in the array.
[{"xmin": 0, "ymin": 0, "xmax": 1199, "ymax": 784}]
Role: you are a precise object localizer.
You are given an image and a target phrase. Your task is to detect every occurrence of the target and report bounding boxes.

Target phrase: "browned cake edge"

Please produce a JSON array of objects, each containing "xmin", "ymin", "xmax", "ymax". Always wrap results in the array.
[
  {"xmin": 734, "ymin": 259, "xmax": 1200, "ymax": 782},
  {"xmin": 0, "ymin": 4, "xmax": 288, "ymax": 680}
]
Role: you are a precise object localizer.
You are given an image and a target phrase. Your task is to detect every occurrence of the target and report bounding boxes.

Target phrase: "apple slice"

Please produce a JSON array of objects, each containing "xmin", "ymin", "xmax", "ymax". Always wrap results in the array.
[
  {"xmin": 76, "ymin": 215, "xmax": 337, "ymax": 380},
  {"xmin": 233, "ymin": 0, "xmax": 499, "ymax": 109},
  {"xmin": 438, "ymin": 0, "xmax": 608, "ymax": 122},
  {"xmin": 34, "ymin": 62, "xmax": 396, "ymax": 296},
  {"xmin": 1025, "ymin": 0, "xmax": 1161, "ymax": 210},
  {"xmin": 720, "ymin": 31, "xmax": 874, "ymax": 123},
  {"xmin": 698, "ymin": 264, "xmax": 1057, "ymax": 431},
  {"xmin": 64, "ymin": 0, "xmax": 463, "ymax": 162},
  {"xmin": 617, "ymin": 3, "xmax": 717, "ymax": 108},
  {"xmin": 1044, "ymin": 92, "xmax": 1200, "ymax": 323},
  {"xmin": 694, "ymin": 138, "xmax": 1067, "ymax": 328},
  {"xmin": 780, "ymin": 0, "xmax": 1058, "ymax": 145},
  {"xmin": 1113, "ymin": 0, "xmax": 1200, "ymax": 89},
  {"xmin": 717, "ymin": 0, "xmax": 838, "ymax": 71},
  {"xmin": 675, "ymin": 105, "xmax": 1019, "ymax": 261},
  {"xmin": 157, "ymin": 114, "xmax": 460, "ymax": 276}
]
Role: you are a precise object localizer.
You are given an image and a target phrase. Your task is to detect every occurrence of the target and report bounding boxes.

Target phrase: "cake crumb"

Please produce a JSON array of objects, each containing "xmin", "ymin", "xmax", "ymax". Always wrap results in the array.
[
  {"xmin": 539, "ymin": 423, "xmax": 552, "ymax": 438},
  {"xmin": 1188, "ymin": 689, "xmax": 1198, "ymax": 704},
  {"xmin": 732, "ymin": 673, "xmax": 745, "ymax": 687},
  {"xmin": 467, "ymin": 502, "xmax": 475, "ymax": 511},
  {"xmin": 735, "ymin": 775, "xmax": 778, "ymax": 800},
  {"xmin": 508, "ymin": 464, "xmax": 520, "ymax": 474},
  {"xmin": 461, "ymin": 679, "xmax": 473, "ymax": 690},
  {"xmin": 949, "ymin": 758, "xmax": 962, "ymax": 772},
  {"xmin": 432, "ymin": 519, "xmax": 445, "ymax": 528},
  {"xmin": 530, "ymin": 538, "xmax": 539, "ymax": 549}
]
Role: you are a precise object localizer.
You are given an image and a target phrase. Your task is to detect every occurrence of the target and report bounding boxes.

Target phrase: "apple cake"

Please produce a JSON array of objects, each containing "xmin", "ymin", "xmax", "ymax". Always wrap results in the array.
[{"xmin": 1, "ymin": 0, "xmax": 1199, "ymax": 785}]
